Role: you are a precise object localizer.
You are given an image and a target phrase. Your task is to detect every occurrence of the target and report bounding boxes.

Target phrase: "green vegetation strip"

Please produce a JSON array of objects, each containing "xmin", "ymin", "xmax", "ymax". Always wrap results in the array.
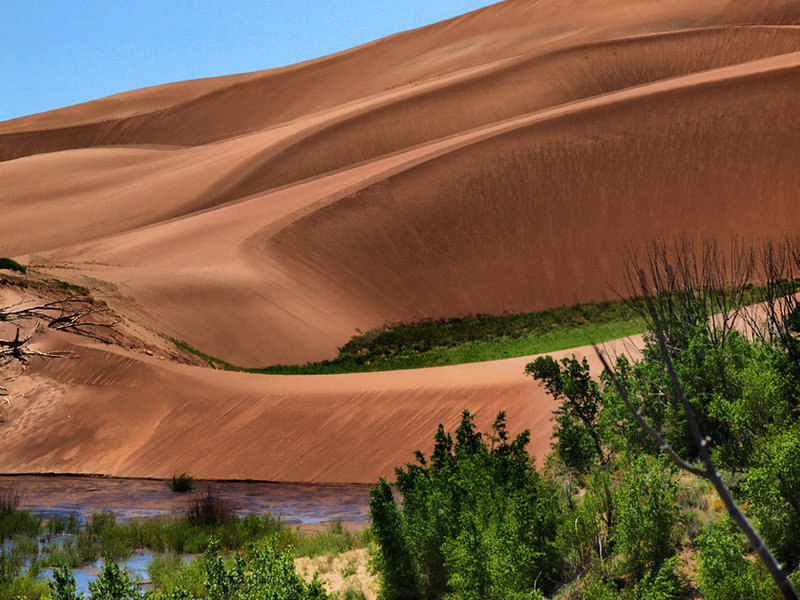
[{"xmin": 175, "ymin": 299, "xmax": 646, "ymax": 374}]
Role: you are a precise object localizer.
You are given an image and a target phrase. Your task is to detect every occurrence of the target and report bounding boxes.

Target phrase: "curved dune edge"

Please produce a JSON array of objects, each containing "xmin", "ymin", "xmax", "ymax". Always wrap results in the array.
[
  {"xmin": 1, "ymin": 0, "xmax": 799, "ymax": 483},
  {"xmin": 2, "ymin": 1, "xmax": 800, "ymax": 368},
  {"xmin": 15, "ymin": 50, "xmax": 797, "ymax": 367},
  {"xmin": 0, "ymin": 332, "xmax": 640, "ymax": 484}
]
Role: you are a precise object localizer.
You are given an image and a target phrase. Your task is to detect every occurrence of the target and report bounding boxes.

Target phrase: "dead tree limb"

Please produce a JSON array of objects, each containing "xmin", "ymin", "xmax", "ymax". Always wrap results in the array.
[
  {"xmin": 0, "ymin": 328, "xmax": 71, "ymax": 364},
  {"xmin": 0, "ymin": 289, "xmax": 119, "ymax": 344}
]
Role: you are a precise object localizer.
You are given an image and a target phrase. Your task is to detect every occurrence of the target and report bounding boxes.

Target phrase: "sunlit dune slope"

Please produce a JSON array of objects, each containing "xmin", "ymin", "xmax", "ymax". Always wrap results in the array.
[
  {"xmin": 0, "ymin": 333, "xmax": 640, "ymax": 483},
  {"xmin": 3, "ymin": 0, "xmax": 799, "ymax": 366}
]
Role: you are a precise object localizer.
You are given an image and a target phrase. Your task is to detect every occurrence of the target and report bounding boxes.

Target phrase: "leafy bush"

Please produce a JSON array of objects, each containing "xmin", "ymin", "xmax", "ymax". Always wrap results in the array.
[
  {"xmin": 631, "ymin": 556, "xmax": 685, "ymax": 600},
  {"xmin": 87, "ymin": 560, "xmax": 142, "ymax": 600},
  {"xmin": 50, "ymin": 564, "xmax": 82, "ymax": 600},
  {"xmin": 187, "ymin": 489, "xmax": 234, "ymax": 527},
  {"xmin": 612, "ymin": 455, "xmax": 680, "ymax": 581},
  {"xmin": 742, "ymin": 422, "xmax": 800, "ymax": 569},
  {"xmin": 369, "ymin": 410, "xmax": 561, "ymax": 599},
  {"xmin": 148, "ymin": 554, "xmax": 207, "ymax": 598},
  {"xmin": 0, "ymin": 258, "xmax": 26, "ymax": 274},
  {"xmin": 555, "ymin": 466, "xmax": 612, "ymax": 576},
  {"xmin": 696, "ymin": 519, "xmax": 780, "ymax": 600},
  {"xmin": 187, "ymin": 538, "xmax": 326, "ymax": 600},
  {"xmin": 169, "ymin": 473, "xmax": 195, "ymax": 493}
]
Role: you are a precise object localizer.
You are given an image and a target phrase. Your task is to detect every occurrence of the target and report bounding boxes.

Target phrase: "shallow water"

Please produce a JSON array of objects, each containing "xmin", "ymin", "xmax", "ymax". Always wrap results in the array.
[
  {"xmin": 38, "ymin": 553, "xmax": 158, "ymax": 595},
  {"xmin": 1, "ymin": 475, "xmax": 373, "ymax": 594},
  {"xmin": 0, "ymin": 475, "xmax": 371, "ymax": 525}
]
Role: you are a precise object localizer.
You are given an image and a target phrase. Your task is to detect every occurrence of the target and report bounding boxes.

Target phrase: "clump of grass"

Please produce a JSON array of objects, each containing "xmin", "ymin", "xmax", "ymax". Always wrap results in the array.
[
  {"xmin": 0, "ymin": 486, "xmax": 42, "ymax": 540},
  {"xmin": 0, "ymin": 258, "xmax": 26, "ymax": 274},
  {"xmin": 291, "ymin": 520, "xmax": 371, "ymax": 558},
  {"xmin": 0, "ymin": 485, "xmax": 20, "ymax": 514},
  {"xmin": 0, "ymin": 272, "xmax": 90, "ymax": 296},
  {"xmin": 186, "ymin": 489, "xmax": 234, "ymax": 527},
  {"xmin": 168, "ymin": 472, "xmax": 195, "ymax": 493},
  {"xmin": 335, "ymin": 587, "xmax": 368, "ymax": 600},
  {"xmin": 147, "ymin": 553, "xmax": 207, "ymax": 598}
]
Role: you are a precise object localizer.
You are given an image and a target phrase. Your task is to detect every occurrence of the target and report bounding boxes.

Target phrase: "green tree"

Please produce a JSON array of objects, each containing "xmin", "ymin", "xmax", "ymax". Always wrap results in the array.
[
  {"xmin": 612, "ymin": 455, "xmax": 680, "ymax": 581},
  {"xmin": 369, "ymin": 411, "xmax": 561, "ymax": 600},
  {"xmin": 743, "ymin": 423, "xmax": 800, "ymax": 568},
  {"xmin": 697, "ymin": 520, "xmax": 780, "ymax": 600}
]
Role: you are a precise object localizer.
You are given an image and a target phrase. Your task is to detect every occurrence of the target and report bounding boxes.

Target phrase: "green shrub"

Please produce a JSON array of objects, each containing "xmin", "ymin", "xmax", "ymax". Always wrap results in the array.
[
  {"xmin": 557, "ymin": 468, "xmax": 612, "ymax": 575},
  {"xmin": 169, "ymin": 473, "xmax": 195, "ymax": 493},
  {"xmin": 696, "ymin": 519, "xmax": 780, "ymax": 600},
  {"xmin": 148, "ymin": 554, "xmax": 206, "ymax": 598},
  {"xmin": 579, "ymin": 576, "xmax": 618, "ymax": 600},
  {"xmin": 370, "ymin": 411, "xmax": 561, "ymax": 600},
  {"xmin": 0, "ymin": 258, "xmax": 26, "ymax": 274},
  {"xmin": 1, "ymin": 573, "xmax": 50, "ymax": 599},
  {"xmin": 631, "ymin": 556, "xmax": 685, "ymax": 600},
  {"xmin": 742, "ymin": 422, "xmax": 800, "ymax": 568},
  {"xmin": 88, "ymin": 560, "xmax": 142, "ymax": 600},
  {"xmin": 49, "ymin": 564, "xmax": 82, "ymax": 600},
  {"xmin": 612, "ymin": 455, "xmax": 680, "ymax": 581},
  {"xmin": 199, "ymin": 538, "xmax": 327, "ymax": 600}
]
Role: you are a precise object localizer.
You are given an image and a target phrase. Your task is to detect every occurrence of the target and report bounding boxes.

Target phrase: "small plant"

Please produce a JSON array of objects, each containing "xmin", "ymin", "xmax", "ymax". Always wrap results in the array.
[
  {"xmin": 0, "ymin": 485, "xmax": 20, "ymax": 514},
  {"xmin": 0, "ymin": 258, "xmax": 26, "ymax": 274},
  {"xmin": 168, "ymin": 472, "xmax": 195, "ymax": 493},
  {"xmin": 88, "ymin": 560, "xmax": 141, "ymax": 600},
  {"xmin": 336, "ymin": 586, "xmax": 368, "ymax": 600},
  {"xmin": 340, "ymin": 556, "xmax": 359, "ymax": 579},
  {"xmin": 186, "ymin": 488, "xmax": 234, "ymax": 527},
  {"xmin": 49, "ymin": 564, "xmax": 81, "ymax": 600}
]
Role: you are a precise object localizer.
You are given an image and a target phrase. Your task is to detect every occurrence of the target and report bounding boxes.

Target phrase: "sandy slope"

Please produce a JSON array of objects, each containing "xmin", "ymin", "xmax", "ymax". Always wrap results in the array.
[
  {"xmin": 0, "ymin": 331, "xmax": 642, "ymax": 483},
  {"xmin": 1, "ymin": 0, "xmax": 798, "ymax": 480}
]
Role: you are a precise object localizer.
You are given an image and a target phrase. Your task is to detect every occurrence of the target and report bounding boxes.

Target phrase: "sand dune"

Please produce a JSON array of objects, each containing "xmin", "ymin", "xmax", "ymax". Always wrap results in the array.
[
  {"xmin": 0, "ymin": 332, "xmax": 641, "ymax": 483},
  {"xmin": 1, "ymin": 0, "xmax": 798, "ymax": 480}
]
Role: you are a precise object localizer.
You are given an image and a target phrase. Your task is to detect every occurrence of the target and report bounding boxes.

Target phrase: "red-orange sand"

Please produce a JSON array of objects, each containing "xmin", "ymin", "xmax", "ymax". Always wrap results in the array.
[{"xmin": 0, "ymin": 0, "xmax": 797, "ymax": 482}]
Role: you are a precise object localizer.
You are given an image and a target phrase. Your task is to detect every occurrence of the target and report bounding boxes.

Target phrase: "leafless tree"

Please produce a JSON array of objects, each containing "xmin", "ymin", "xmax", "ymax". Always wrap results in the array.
[
  {"xmin": 750, "ymin": 237, "xmax": 800, "ymax": 371},
  {"xmin": 0, "ymin": 285, "xmax": 119, "ymax": 409},
  {"xmin": 622, "ymin": 237, "xmax": 755, "ymax": 349},
  {"xmin": 0, "ymin": 288, "xmax": 120, "ymax": 345}
]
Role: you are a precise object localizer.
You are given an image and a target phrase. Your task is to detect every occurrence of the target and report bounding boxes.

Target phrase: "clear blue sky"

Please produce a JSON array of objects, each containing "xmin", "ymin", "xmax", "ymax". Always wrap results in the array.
[{"xmin": 1, "ymin": 1, "xmax": 496, "ymax": 122}]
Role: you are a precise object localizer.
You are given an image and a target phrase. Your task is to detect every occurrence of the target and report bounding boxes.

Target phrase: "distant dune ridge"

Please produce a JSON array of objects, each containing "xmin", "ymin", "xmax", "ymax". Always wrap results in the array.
[{"xmin": 0, "ymin": 0, "xmax": 798, "ymax": 482}]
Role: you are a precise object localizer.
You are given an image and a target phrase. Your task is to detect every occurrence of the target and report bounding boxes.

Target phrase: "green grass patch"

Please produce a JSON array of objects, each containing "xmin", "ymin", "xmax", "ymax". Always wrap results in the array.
[
  {"xmin": 35, "ymin": 507, "xmax": 369, "ymax": 568},
  {"xmin": 175, "ymin": 299, "xmax": 646, "ymax": 374}
]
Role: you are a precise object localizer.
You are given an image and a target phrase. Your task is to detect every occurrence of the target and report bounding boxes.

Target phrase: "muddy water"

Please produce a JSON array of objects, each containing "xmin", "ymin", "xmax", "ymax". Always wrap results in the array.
[{"xmin": 0, "ymin": 475, "xmax": 371, "ymax": 525}]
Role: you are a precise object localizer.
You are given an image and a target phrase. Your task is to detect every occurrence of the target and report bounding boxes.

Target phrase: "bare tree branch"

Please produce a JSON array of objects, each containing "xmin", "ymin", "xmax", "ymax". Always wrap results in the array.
[{"xmin": 594, "ymin": 345, "xmax": 708, "ymax": 478}]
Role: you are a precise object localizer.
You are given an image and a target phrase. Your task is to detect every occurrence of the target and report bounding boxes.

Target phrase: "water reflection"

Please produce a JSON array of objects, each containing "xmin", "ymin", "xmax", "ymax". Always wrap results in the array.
[{"xmin": 0, "ymin": 475, "xmax": 371, "ymax": 525}]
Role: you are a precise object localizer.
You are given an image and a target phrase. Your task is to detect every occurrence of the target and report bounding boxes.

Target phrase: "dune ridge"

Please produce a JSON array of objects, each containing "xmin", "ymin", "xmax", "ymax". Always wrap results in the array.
[{"xmin": 1, "ymin": 0, "xmax": 798, "ymax": 481}]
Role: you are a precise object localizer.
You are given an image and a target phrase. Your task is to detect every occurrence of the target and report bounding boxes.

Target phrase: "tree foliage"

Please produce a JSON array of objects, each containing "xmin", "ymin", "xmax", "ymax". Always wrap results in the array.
[{"xmin": 369, "ymin": 411, "xmax": 561, "ymax": 600}]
